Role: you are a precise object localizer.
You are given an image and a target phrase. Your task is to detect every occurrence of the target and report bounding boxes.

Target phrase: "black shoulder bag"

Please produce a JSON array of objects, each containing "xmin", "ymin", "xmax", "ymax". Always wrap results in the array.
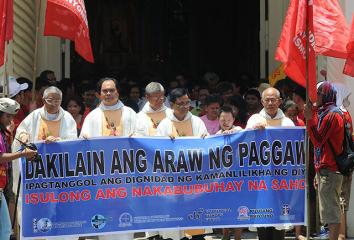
[{"xmin": 327, "ymin": 113, "xmax": 354, "ymax": 176}]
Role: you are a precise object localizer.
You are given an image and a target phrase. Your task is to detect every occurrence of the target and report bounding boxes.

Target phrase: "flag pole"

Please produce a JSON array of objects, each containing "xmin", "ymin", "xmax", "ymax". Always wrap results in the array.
[
  {"xmin": 31, "ymin": 0, "xmax": 42, "ymax": 102},
  {"xmin": 305, "ymin": 0, "xmax": 312, "ymax": 239},
  {"xmin": 3, "ymin": 44, "xmax": 9, "ymax": 97}
]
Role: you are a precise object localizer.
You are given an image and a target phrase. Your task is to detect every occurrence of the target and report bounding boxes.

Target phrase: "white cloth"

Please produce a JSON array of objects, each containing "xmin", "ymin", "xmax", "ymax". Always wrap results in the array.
[
  {"xmin": 80, "ymin": 101, "xmax": 137, "ymax": 138},
  {"xmin": 136, "ymin": 103, "xmax": 169, "ymax": 136},
  {"xmin": 246, "ymin": 109, "xmax": 294, "ymax": 129},
  {"xmin": 136, "ymin": 103, "xmax": 169, "ymax": 237},
  {"xmin": 156, "ymin": 111, "xmax": 208, "ymax": 137},
  {"xmin": 99, "ymin": 233, "xmax": 134, "ymax": 240},
  {"xmin": 160, "ymin": 231, "xmax": 185, "ymax": 240},
  {"xmin": 333, "ymin": 82, "xmax": 351, "ymax": 107},
  {"xmin": 14, "ymin": 107, "xmax": 77, "ymax": 144},
  {"xmin": 12, "ymin": 107, "xmax": 78, "ymax": 239},
  {"xmin": 80, "ymin": 101, "xmax": 135, "ymax": 240},
  {"xmin": 156, "ymin": 111, "xmax": 209, "ymax": 240},
  {"xmin": 246, "ymin": 108, "xmax": 294, "ymax": 231},
  {"xmin": 145, "ymin": 231, "xmax": 159, "ymax": 238}
]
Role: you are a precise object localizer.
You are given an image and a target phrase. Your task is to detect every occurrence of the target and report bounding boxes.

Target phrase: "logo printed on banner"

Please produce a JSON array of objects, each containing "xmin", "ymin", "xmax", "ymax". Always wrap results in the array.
[
  {"xmin": 33, "ymin": 218, "xmax": 52, "ymax": 233},
  {"xmin": 119, "ymin": 213, "xmax": 133, "ymax": 227},
  {"xmin": 282, "ymin": 204, "xmax": 290, "ymax": 216},
  {"xmin": 237, "ymin": 206, "xmax": 250, "ymax": 220},
  {"xmin": 91, "ymin": 214, "xmax": 107, "ymax": 230},
  {"xmin": 188, "ymin": 208, "xmax": 204, "ymax": 220},
  {"xmin": 280, "ymin": 204, "xmax": 295, "ymax": 221},
  {"xmin": 21, "ymin": 129, "xmax": 306, "ymax": 238}
]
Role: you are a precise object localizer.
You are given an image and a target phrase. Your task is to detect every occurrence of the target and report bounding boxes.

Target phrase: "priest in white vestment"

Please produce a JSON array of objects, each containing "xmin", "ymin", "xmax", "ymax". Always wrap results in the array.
[
  {"xmin": 135, "ymin": 82, "xmax": 169, "ymax": 240},
  {"xmin": 156, "ymin": 88, "xmax": 210, "ymax": 240},
  {"xmin": 246, "ymin": 87, "xmax": 294, "ymax": 240},
  {"xmin": 136, "ymin": 82, "xmax": 169, "ymax": 137},
  {"xmin": 80, "ymin": 78, "xmax": 136, "ymax": 240},
  {"xmin": 157, "ymin": 88, "xmax": 208, "ymax": 138},
  {"xmin": 13, "ymin": 86, "xmax": 77, "ymax": 240}
]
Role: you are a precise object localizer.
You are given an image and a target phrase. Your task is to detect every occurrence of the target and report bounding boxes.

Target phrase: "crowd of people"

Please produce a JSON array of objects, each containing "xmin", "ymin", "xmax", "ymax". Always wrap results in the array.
[{"xmin": 0, "ymin": 70, "xmax": 352, "ymax": 240}]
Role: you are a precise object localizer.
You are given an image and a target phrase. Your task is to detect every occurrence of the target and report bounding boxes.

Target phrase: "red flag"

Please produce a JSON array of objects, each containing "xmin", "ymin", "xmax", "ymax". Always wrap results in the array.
[
  {"xmin": 343, "ymin": 16, "xmax": 354, "ymax": 77},
  {"xmin": 0, "ymin": 0, "xmax": 13, "ymax": 66},
  {"xmin": 44, "ymin": 0, "xmax": 94, "ymax": 63},
  {"xmin": 313, "ymin": 0, "xmax": 349, "ymax": 58},
  {"xmin": 275, "ymin": 0, "xmax": 317, "ymax": 102}
]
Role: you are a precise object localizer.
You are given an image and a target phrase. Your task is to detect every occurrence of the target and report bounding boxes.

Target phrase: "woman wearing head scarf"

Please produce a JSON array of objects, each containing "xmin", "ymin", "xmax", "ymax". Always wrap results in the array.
[{"xmin": 304, "ymin": 81, "xmax": 344, "ymax": 240}]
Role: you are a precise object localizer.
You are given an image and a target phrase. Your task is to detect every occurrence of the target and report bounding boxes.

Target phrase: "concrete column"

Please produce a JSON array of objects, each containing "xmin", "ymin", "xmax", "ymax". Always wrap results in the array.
[
  {"xmin": 36, "ymin": 0, "xmax": 70, "ymax": 81},
  {"xmin": 267, "ymin": 0, "xmax": 290, "ymax": 77}
]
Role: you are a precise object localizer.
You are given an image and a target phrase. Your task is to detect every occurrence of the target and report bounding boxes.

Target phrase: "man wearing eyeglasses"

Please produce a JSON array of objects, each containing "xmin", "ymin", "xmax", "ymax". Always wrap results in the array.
[
  {"xmin": 136, "ymin": 82, "xmax": 170, "ymax": 138},
  {"xmin": 137, "ymin": 83, "xmax": 168, "ymax": 239},
  {"xmin": 246, "ymin": 87, "xmax": 294, "ymax": 240},
  {"xmin": 13, "ymin": 86, "xmax": 78, "ymax": 240},
  {"xmin": 80, "ymin": 77, "xmax": 137, "ymax": 139},
  {"xmin": 79, "ymin": 77, "xmax": 136, "ymax": 240},
  {"xmin": 157, "ymin": 88, "xmax": 208, "ymax": 139},
  {"xmin": 156, "ymin": 88, "xmax": 209, "ymax": 240},
  {"xmin": 246, "ymin": 87, "xmax": 294, "ymax": 129},
  {"xmin": 15, "ymin": 86, "xmax": 77, "ymax": 143}
]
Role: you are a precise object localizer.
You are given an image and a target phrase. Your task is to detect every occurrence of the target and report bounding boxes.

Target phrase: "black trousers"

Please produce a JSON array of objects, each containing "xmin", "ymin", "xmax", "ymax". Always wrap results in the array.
[{"xmin": 257, "ymin": 227, "xmax": 285, "ymax": 240}]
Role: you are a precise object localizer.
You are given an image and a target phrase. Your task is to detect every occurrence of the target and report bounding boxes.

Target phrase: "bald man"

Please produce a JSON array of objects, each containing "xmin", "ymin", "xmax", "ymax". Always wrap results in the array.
[{"xmin": 246, "ymin": 87, "xmax": 294, "ymax": 240}]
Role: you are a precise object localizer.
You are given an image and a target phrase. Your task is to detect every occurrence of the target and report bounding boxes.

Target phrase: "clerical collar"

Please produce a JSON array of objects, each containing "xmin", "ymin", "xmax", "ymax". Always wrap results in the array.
[
  {"xmin": 40, "ymin": 107, "xmax": 63, "ymax": 121},
  {"xmin": 46, "ymin": 112, "xmax": 59, "ymax": 121},
  {"xmin": 99, "ymin": 101, "xmax": 124, "ymax": 111},
  {"xmin": 141, "ymin": 102, "xmax": 167, "ymax": 113},
  {"xmin": 259, "ymin": 108, "xmax": 285, "ymax": 119},
  {"xmin": 167, "ymin": 111, "xmax": 192, "ymax": 122}
]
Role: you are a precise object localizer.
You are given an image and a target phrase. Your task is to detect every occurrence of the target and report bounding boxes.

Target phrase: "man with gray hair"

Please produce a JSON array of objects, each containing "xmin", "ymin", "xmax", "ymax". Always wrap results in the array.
[
  {"xmin": 12, "ymin": 86, "xmax": 78, "ymax": 240},
  {"xmin": 136, "ymin": 82, "xmax": 169, "ymax": 137},
  {"xmin": 246, "ymin": 87, "xmax": 294, "ymax": 240},
  {"xmin": 137, "ymin": 82, "xmax": 169, "ymax": 240},
  {"xmin": 15, "ymin": 86, "xmax": 77, "ymax": 144}
]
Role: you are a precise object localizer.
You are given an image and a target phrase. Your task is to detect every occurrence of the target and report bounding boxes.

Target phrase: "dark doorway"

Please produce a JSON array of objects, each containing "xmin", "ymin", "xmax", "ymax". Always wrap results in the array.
[{"xmin": 71, "ymin": 0, "xmax": 260, "ymax": 86}]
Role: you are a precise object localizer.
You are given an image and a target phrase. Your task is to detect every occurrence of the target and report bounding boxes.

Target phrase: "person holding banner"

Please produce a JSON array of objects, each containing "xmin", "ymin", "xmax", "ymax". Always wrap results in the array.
[
  {"xmin": 136, "ymin": 82, "xmax": 169, "ymax": 138},
  {"xmin": 134, "ymin": 82, "xmax": 168, "ymax": 240},
  {"xmin": 304, "ymin": 81, "xmax": 344, "ymax": 240},
  {"xmin": 246, "ymin": 87, "xmax": 294, "ymax": 240},
  {"xmin": 80, "ymin": 77, "xmax": 136, "ymax": 240},
  {"xmin": 216, "ymin": 105, "xmax": 243, "ymax": 240},
  {"xmin": 157, "ymin": 88, "xmax": 210, "ymax": 240},
  {"xmin": 157, "ymin": 88, "xmax": 208, "ymax": 139},
  {"xmin": 0, "ymin": 98, "xmax": 37, "ymax": 240},
  {"xmin": 216, "ymin": 105, "xmax": 242, "ymax": 135},
  {"xmin": 12, "ymin": 86, "xmax": 78, "ymax": 240}
]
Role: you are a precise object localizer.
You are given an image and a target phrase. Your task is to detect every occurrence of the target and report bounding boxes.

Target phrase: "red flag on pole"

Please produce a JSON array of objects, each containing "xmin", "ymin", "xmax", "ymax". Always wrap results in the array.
[
  {"xmin": 44, "ymin": 0, "xmax": 94, "ymax": 63},
  {"xmin": 343, "ymin": 16, "xmax": 354, "ymax": 77},
  {"xmin": 0, "ymin": 0, "xmax": 13, "ymax": 66},
  {"xmin": 313, "ymin": 0, "xmax": 349, "ymax": 58},
  {"xmin": 275, "ymin": 0, "xmax": 317, "ymax": 102}
]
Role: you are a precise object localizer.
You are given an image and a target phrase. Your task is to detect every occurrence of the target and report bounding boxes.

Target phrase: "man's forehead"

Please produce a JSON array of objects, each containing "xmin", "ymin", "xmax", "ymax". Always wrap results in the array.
[
  {"xmin": 149, "ymin": 91, "xmax": 164, "ymax": 96},
  {"xmin": 47, "ymin": 93, "xmax": 61, "ymax": 98},
  {"xmin": 263, "ymin": 89, "xmax": 278, "ymax": 98},
  {"xmin": 102, "ymin": 80, "xmax": 116, "ymax": 88},
  {"xmin": 176, "ymin": 94, "xmax": 189, "ymax": 101}
]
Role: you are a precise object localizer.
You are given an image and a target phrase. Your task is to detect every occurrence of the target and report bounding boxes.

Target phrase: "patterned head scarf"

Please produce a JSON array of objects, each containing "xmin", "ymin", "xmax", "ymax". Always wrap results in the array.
[{"xmin": 317, "ymin": 81, "xmax": 337, "ymax": 107}]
